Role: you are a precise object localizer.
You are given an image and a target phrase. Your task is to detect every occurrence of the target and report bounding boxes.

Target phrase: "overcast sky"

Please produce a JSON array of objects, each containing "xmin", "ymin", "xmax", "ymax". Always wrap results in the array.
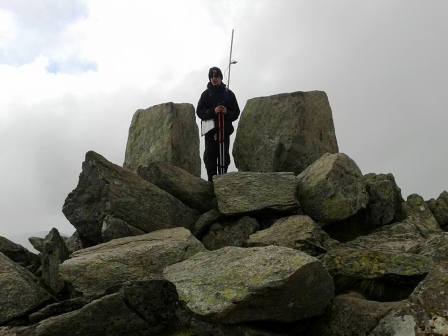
[{"xmin": 1, "ymin": 0, "xmax": 447, "ymax": 242}]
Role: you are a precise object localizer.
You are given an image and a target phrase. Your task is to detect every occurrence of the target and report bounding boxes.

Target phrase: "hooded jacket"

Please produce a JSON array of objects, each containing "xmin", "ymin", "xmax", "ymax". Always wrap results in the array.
[{"xmin": 196, "ymin": 82, "xmax": 240, "ymax": 135}]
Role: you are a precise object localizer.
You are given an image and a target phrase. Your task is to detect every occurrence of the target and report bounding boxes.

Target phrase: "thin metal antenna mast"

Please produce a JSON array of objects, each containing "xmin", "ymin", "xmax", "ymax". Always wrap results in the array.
[{"xmin": 227, "ymin": 29, "xmax": 236, "ymax": 89}]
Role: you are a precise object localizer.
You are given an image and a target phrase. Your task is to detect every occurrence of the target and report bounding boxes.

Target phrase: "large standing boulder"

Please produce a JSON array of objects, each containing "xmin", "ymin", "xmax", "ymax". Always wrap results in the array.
[
  {"xmin": 247, "ymin": 215, "xmax": 339, "ymax": 256},
  {"xmin": 164, "ymin": 245, "xmax": 334, "ymax": 323},
  {"xmin": 59, "ymin": 227, "xmax": 205, "ymax": 296},
  {"xmin": 124, "ymin": 102, "xmax": 200, "ymax": 176},
  {"xmin": 0, "ymin": 253, "xmax": 52, "ymax": 325},
  {"xmin": 233, "ymin": 91, "xmax": 338, "ymax": 174},
  {"xmin": 427, "ymin": 191, "xmax": 448, "ymax": 231},
  {"xmin": 41, "ymin": 228, "xmax": 70, "ymax": 294},
  {"xmin": 137, "ymin": 162, "xmax": 216, "ymax": 212},
  {"xmin": 62, "ymin": 151, "xmax": 199, "ymax": 247},
  {"xmin": 213, "ymin": 172, "xmax": 299, "ymax": 215},
  {"xmin": 297, "ymin": 153, "xmax": 368, "ymax": 223}
]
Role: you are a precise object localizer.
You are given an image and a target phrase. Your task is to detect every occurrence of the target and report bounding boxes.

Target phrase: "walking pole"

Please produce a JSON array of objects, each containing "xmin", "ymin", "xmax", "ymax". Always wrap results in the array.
[{"xmin": 218, "ymin": 29, "xmax": 235, "ymax": 175}]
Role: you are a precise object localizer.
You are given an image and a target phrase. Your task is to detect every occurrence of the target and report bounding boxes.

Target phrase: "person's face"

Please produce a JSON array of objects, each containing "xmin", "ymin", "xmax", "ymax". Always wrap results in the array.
[{"xmin": 211, "ymin": 74, "xmax": 222, "ymax": 86}]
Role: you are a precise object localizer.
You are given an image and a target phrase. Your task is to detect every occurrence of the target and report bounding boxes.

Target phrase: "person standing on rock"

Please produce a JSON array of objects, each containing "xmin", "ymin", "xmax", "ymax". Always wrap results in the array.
[{"xmin": 196, "ymin": 67, "xmax": 240, "ymax": 182}]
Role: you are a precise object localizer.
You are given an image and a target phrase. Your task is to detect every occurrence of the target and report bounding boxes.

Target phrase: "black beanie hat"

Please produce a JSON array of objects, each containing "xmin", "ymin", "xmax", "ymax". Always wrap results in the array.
[{"xmin": 208, "ymin": 67, "xmax": 223, "ymax": 80}]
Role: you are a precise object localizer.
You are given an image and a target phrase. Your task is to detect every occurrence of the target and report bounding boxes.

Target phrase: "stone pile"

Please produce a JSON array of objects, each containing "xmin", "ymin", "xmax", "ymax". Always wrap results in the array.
[{"xmin": 1, "ymin": 94, "xmax": 447, "ymax": 336}]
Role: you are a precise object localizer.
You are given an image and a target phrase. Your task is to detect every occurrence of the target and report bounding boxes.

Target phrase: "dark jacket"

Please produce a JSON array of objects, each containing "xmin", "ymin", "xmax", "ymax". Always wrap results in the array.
[{"xmin": 196, "ymin": 82, "xmax": 240, "ymax": 135}]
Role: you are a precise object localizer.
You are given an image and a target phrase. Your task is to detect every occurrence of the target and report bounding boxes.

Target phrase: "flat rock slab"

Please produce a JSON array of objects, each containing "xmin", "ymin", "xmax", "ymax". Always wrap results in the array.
[
  {"xmin": 247, "ymin": 215, "xmax": 338, "ymax": 256},
  {"xmin": 63, "ymin": 151, "xmax": 199, "ymax": 246},
  {"xmin": 297, "ymin": 153, "xmax": 368, "ymax": 223},
  {"xmin": 213, "ymin": 172, "xmax": 299, "ymax": 215},
  {"xmin": 233, "ymin": 91, "xmax": 338, "ymax": 174},
  {"xmin": 164, "ymin": 245, "xmax": 334, "ymax": 323},
  {"xmin": 138, "ymin": 162, "xmax": 216, "ymax": 212},
  {"xmin": 124, "ymin": 102, "xmax": 200, "ymax": 176},
  {"xmin": 322, "ymin": 247, "xmax": 432, "ymax": 300},
  {"xmin": 60, "ymin": 227, "xmax": 205, "ymax": 296},
  {"xmin": 0, "ymin": 253, "xmax": 52, "ymax": 325}
]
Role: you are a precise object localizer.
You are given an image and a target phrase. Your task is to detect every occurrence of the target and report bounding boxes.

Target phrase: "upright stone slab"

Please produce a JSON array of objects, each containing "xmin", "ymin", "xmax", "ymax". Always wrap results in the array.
[
  {"xmin": 233, "ymin": 91, "xmax": 338, "ymax": 174},
  {"xmin": 124, "ymin": 102, "xmax": 200, "ymax": 176}
]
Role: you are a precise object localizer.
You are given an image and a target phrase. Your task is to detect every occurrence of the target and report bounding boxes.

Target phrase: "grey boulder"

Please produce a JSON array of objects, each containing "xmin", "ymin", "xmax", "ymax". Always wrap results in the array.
[
  {"xmin": 427, "ymin": 190, "xmax": 448, "ymax": 230},
  {"xmin": 297, "ymin": 153, "xmax": 368, "ymax": 223},
  {"xmin": 30, "ymin": 280, "xmax": 181, "ymax": 336},
  {"xmin": 62, "ymin": 151, "xmax": 199, "ymax": 246},
  {"xmin": 59, "ymin": 227, "xmax": 205, "ymax": 296},
  {"xmin": 213, "ymin": 172, "xmax": 299, "ymax": 215},
  {"xmin": 247, "ymin": 215, "xmax": 339, "ymax": 256},
  {"xmin": 0, "ymin": 253, "xmax": 52, "ymax": 325},
  {"xmin": 137, "ymin": 162, "xmax": 216, "ymax": 212},
  {"xmin": 233, "ymin": 91, "xmax": 338, "ymax": 174},
  {"xmin": 164, "ymin": 245, "xmax": 334, "ymax": 323},
  {"xmin": 101, "ymin": 215, "xmax": 145, "ymax": 242},
  {"xmin": 124, "ymin": 102, "xmax": 200, "ymax": 176}
]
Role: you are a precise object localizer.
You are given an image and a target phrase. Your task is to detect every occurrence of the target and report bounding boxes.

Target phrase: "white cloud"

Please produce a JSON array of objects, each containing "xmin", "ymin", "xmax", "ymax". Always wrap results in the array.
[{"xmin": 0, "ymin": 8, "xmax": 17, "ymax": 48}]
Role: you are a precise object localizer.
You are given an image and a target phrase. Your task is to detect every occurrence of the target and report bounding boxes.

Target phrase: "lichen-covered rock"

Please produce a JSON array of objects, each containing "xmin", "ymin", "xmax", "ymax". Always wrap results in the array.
[
  {"xmin": 137, "ymin": 162, "xmax": 216, "ymax": 212},
  {"xmin": 404, "ymin": 194, "xmax": 441, "ymax": 236},
  {"xmin": 41, "ymin": 228, "xmax": 70, "ymax": 294},
  {"xmin": 101, "ymin": 215, "xmax": 145, "ymax": 242},
  {"xmin": 233, "ymin": 91, "xmax": 338, "ymax": 174},
  {"xmin": 202, "ymin": 216, "xmax": 259, "ymax": 250},
  {"xmin": 308, "ymin": 293, "xmax": 401, "ymax": 336},
  {"xmin": 213, "ymin": 172, "xmax": 299, "ymax": 215},
  {"xmin": 0, "ymin": 236, "xmax": 40, "ymax": 272},
  {"xmin": 247, "ymin": 215, "xmax": 338, "ymax": 256},
  {"xmin": 124, "ymin": 102, "xmax": 200, "ymax": 176},
  {"xmin": 322, "ymin": 247, "xmax": 432, "ymax": 300},
  {"xmin": 0, "ymin": 253, "xmax": 52, "ymax": 325},
  {"xmin": 59, "ymin": 227, "xmax": 205, "ymax": 296},
  {"xmin": 164, "ymin": 245, "xmax": 334, "ymax": 323},
  {"xmin": 62, "ymin": 151, "xmax": 199, "ymax": 246},
  {"xmin": 342, "ymin": 221, "xmax": 425, "ymax": 254},
  {"xmin": 362, "ymin": 173, "xmax": 406, "ymax": 228},
  {"xmin": 297, "ymin": 153, "xmax": 368, "ymax": 223},
  {"xmin": 427, "ymin": 191, "xmax": 448, "ymax": 230}
]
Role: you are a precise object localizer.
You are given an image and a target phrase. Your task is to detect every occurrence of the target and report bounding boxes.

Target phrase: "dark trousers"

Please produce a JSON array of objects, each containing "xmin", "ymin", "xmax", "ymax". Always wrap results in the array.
[{"xmin": 204, "ymin": 133, "xmax": 230, "ymax": 182}]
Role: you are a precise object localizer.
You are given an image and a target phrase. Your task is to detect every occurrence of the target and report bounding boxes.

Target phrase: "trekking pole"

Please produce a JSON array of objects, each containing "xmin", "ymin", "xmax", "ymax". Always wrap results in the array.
[{"xmin": 218, "ymin": 29, "xmax": 236, "ymax": 175}]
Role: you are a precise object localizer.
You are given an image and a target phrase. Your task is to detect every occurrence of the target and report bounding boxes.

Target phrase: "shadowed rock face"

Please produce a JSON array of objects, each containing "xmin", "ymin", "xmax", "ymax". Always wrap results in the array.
[
  {"xmin": 62, "ymin": 151, "xmax": 199, "ymax": 247},
  {"xmin": 233, "ymin": 91, "xmax": 338, "ymax": 175},
  {"xmin": 164, "ymin": 245, "xmax": 334, "ymax": 324},
  {"xmin": 124, "ymin": 102, "xmax": 201, "ymax": 176}
]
